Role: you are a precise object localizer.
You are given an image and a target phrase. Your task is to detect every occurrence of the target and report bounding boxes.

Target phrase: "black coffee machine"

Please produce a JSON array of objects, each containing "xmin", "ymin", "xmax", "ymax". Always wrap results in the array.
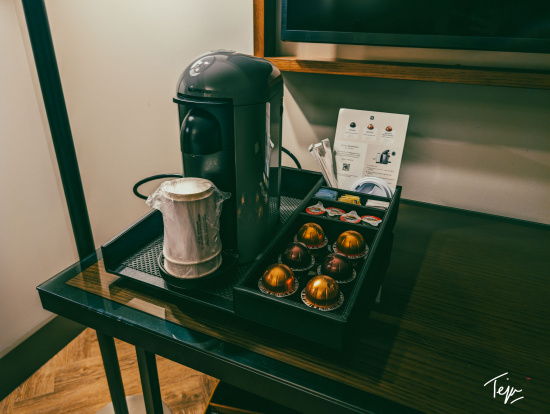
[{"xmin": 174, "ymin": 51, "xmax": 284, "ymax": 263}]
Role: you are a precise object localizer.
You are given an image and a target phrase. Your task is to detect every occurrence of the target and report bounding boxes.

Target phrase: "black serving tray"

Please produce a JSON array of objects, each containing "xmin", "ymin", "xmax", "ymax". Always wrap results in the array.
[
  {"xmin": 101, "ymin": 167, "xmax": 400, "ymax": 349},
  {"xmin": 101, "ymin": 167, "xmax": 324, "ymax": 314}
]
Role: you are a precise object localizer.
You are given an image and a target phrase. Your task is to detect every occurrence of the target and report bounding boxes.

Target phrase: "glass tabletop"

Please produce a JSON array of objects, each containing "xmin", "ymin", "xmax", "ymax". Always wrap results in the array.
[{"xmin": 38, "ymin": 201, "xmax": 550, "ymax": 414}]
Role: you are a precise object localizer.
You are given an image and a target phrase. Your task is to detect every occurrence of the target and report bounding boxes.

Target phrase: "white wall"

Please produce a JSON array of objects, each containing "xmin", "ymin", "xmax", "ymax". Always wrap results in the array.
[
  {"xmin": 1, "ymin": 0, "xmax": 252, "ymax": 359},
  {"xmin": 276, "ymin": 3, "xmax": 550, "ymax": 224},
  {"xmin": 44, "ymin": 0, "xmax": 254, "ymax": 247},
  {"xmin": 281, "ymin": 73, "xmax": 550, "ymax": 223},
  {"xmin": 0, "ymin": 0, "xmax": 78, "ymax": 357},
  {"xmin": 45, "ymin": 0, "xmax": 549, "ymax": 227},
  {"xmin": 277, "ymin": 1, "xmax": 550, "ymax": 224}
]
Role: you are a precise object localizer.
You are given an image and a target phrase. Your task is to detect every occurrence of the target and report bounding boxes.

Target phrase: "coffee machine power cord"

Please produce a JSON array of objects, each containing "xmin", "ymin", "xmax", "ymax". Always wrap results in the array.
[
  {"xmin": 282, "ymin": 147, "xmax": 301, "ymax": 169},
  {"xmin": 132, "ymin": 147, "xmax": 301, "ymax": 200}
]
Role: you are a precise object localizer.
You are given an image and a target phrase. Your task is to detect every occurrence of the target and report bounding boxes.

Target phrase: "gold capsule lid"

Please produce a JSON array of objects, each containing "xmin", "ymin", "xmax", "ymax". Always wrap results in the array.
[
  {"xmin": 295, "ymin": 223, "xmax": 328, "ymax": 249},
  {"xmin": 258, "ymin": 264, "xmax": 298, "ymax": 297},
  {"xmin": 301, "ymin": 275, "xmax": 344, "ymax": 311},
  {"xmin": 333, "ymin": 230, "xmax": 369, "ymax": 259}
]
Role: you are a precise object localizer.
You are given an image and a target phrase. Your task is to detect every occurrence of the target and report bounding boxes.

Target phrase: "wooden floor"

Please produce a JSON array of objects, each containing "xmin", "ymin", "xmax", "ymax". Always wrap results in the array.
[{"xmin": 0, "ymin": 328, "xmax": 218, "ymax": 414}]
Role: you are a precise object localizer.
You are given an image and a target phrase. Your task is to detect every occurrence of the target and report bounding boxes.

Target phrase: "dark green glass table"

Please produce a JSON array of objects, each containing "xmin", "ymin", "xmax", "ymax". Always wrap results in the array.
[{"xmin": 38, "ymin": 202, "xmax": 550, "ymax": 413}]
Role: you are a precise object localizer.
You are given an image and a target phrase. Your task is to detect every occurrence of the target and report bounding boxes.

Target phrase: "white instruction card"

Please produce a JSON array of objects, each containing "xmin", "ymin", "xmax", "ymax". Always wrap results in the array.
[{"xmin": 333, "ymin": 108, "xmax": 409, "ymax": 191}]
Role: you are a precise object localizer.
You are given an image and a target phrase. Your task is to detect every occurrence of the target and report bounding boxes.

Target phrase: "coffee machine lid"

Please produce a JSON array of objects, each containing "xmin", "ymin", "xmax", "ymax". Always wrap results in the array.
[{"xmin": 176, "ymin": 50, "xmax": 282, "ymax": 106}]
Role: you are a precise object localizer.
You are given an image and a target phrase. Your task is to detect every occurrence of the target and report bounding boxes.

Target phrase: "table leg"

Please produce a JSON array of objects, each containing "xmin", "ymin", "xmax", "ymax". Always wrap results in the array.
[
  {"xmin": 96, "ymin": 331, "xmax": 129, "ymax": 414},
  {"xmin": 135, "ymin": 347, "xmax": 164, "ymax": 414}
]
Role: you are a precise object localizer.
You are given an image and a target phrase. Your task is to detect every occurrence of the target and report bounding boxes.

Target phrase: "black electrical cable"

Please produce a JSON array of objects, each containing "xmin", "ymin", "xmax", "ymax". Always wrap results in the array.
[
  {"xmin": 132, "ymin": 173, "xmax": 183, "ymax": 200},
  {"xmin": 282, "ymin": 146, "xmax": 301, "ymax": 169},
  {"xmin": 134, "ymin": 147, "xmax": 300, "ymax": 199}
]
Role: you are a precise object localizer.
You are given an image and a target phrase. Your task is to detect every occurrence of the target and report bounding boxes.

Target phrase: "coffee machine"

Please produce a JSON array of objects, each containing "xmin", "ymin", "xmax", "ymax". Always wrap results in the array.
[{"xmin": 174, "ymin": 51, "xmax": 283, "ymax": 263}]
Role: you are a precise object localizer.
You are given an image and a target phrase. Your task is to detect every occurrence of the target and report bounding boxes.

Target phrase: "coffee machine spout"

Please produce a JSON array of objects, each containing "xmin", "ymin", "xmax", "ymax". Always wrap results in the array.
[{"xmin": 180, "ymin": 108, "xmax": 233, "ymax": 191}]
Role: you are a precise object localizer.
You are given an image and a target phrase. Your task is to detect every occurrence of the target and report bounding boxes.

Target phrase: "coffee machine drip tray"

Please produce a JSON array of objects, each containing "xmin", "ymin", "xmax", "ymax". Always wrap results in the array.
[{"xmin": 101, "ymin": 168, "xmax": 322, "ymax": 314}]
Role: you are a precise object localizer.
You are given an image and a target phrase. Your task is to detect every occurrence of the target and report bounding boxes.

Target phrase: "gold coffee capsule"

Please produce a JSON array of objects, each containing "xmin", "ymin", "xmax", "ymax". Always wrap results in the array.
[
  {"xmin": 296, "ymin": 223, "xmax": 325, "ymax": 248},
  {"xmin": 334, "ymin": 230, "xmax": 367, "ymax": 257},
  {"xmin": 301, "ymin": 275, "xmax": 344, "ymax": 311},
  {"xmin": 295, "ymin": 223, "xmax": 328, "ymax": 259},
  {"xmin": 258, "ymin": 264, "xmax": 298, "ymax": 297}
]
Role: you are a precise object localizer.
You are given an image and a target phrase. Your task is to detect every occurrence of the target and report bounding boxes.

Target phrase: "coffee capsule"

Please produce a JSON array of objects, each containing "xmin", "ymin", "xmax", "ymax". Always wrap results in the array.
[
  {"xmin": 333, "ymin": 230, "xmax": 369, "ymax": 265},
  {"xmin": 279, "ymin": 242, "xmax": 315, "ymax": 274},
  {"xmin": 295, "ymin": 223, "xmax": 328, "ymax": 258},
  {"xmin": 318, "ymin": 253, "xmax": 356, "ymax": 284},
  {"xmin": 301, "ymin": 275, "xmax": 344, "ymax": 311},
  {"xmin": 258, "ymin": 263, "xmax": 298, "ymax": 297},
  {"xmin": 296, "ymin": 223, "xmax": 325, "ymax": 246}
]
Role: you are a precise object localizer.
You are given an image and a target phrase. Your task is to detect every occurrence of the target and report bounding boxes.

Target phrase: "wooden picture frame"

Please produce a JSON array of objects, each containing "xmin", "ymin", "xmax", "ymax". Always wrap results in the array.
[{"xmin": 253, "ymin": 0, "xmax": 550, "ymax": 90}]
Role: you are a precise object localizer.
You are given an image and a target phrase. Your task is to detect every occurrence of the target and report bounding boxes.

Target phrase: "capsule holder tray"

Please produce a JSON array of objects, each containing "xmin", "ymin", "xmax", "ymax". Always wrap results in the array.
[{"xmin": 234, "ymin": 184, "xmax": 400, "ymax": 349}]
